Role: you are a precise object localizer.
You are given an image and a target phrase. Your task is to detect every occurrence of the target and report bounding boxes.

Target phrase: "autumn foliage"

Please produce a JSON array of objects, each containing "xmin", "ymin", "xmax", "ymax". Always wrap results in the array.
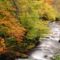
[
  {"xmin": 0, "ymin": 10, "xmax": 26, "ymax": 55},
  {"xmin": 0, "ymin": 0, "xmax": 58, "ymax": 59}
]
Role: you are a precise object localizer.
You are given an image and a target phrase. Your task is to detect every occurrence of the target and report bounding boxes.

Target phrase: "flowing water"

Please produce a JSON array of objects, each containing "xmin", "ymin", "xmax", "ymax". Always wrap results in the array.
[{"xmin": 29, "ymin": 22, "xmax": 60, "ymax": 60}]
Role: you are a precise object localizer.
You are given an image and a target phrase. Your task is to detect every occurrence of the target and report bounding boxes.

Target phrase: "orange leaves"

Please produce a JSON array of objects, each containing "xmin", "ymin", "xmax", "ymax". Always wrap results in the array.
[
  {"xmin": 0, "ymin": 10, "xmax": 27, "ymax": 55},
  {"xmin": 0, "ymin": 10, "xmax": 26, "ymax": 43},
  {"xmin": 44, "ymin": 0, "xmax": 53, "ymax": 5}
]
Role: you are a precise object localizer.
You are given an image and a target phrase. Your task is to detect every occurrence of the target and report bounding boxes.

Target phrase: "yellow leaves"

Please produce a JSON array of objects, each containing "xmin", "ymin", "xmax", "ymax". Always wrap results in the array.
[
  {"xmin": 34, "ymin": 20, "xmax": 49, "ymax": 37},
  {"xmin": 26, "ymin": 44, "xmax": 35, "ymax": 50},
  {"xmin": 42, "ymin": 3, "xmax": 58, "ymax": 20},
  {"xmin": 0, "ymin": 37, "xmax": 5, "ymax": 47},
  {"xmin": 17, "ymin": 0, "xmax": 57, "ymax": 21},
  {"xmin": 27, "ymin": 0, "xmax": 57, "ymax": 21},
  {"xmin": 0, "ymin": 37, "xmax": 6, "ymax": 53},
  {"xmin": 35, "ymin": 1, "xmax": 57, "ymax": 20}
]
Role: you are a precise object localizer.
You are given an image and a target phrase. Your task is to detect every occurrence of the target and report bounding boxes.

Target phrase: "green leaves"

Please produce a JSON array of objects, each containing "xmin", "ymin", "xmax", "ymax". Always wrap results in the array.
[
  {"xmin": 0, "ymin": 0, "xmax": 4, "ymax": 2},
  {"xmin": 0, "ymin": 13, "xmax": 5, "ymax": 19},
  {"xmin": 0, "ymin": 25, "xmax": 8, "ymax": 38},
  {"xmin": 52, "ymin": 55, "xmax": 60, "ymax": 60},
  {"xmin": 5, "ymin": 37, "xmax": 17, "ymax": 48}
]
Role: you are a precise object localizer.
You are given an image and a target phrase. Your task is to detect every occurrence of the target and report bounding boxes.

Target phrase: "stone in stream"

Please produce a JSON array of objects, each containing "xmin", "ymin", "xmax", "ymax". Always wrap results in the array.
[{"xmin": 58, "ymin": 40, "xmax": 60, "ymax": 43}]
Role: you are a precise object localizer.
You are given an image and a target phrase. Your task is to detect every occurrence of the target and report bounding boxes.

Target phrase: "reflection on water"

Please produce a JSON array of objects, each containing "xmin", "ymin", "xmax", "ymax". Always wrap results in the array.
[{"xmin": 29, "ymin": 22, "xmax": 60, "ymax": 60}]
